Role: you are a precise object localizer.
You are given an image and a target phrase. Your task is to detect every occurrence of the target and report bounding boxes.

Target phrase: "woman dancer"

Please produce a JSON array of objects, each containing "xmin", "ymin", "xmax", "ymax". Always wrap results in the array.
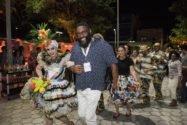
[
  {"xmin": 168, "ymin": 51, "xmax": 182, "ymax": 106},
  {"xmin": 20, "ymin": 39, "xmax": 77, "ymax": 125},
  {"xmin": 111, "ymin": 46, "xmax": 139, "ymax": 119}
]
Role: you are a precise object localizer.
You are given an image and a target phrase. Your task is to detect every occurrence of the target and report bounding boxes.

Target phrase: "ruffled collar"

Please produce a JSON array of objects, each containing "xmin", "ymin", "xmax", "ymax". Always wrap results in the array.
[{"xmin": 41, "ymin": 52, "xmax": 65, "ymax": 65}]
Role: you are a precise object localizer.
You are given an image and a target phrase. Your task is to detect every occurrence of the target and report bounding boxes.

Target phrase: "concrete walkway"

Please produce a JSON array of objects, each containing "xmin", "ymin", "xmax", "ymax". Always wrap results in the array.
[{"xmin": 0, "ymin": 93, "xmax": 187, "ymax": 125}]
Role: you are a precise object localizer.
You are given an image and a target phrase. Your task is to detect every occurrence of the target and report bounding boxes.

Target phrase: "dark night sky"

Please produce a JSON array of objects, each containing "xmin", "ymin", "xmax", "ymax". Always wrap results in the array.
[
  {"xmin": 104, "ymin": 0, "xmax": 177, "ymax": 41},
  {"xmin": 0, "ymin": 0, "xmax": 176, "ymax": 40},
  {"xmin": 119, "ymin": 0, "xmax": 175, "ymax": 30}
]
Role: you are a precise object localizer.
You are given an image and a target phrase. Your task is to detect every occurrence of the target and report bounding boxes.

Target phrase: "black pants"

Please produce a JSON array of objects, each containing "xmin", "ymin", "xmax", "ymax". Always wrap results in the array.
[
  {"xmin": 1, "ymin": 72, "xmax": 7, "ymax": 95},
  {"xmin": 181, "ymin": 79, "xmax": 187, "ymax": 101}
]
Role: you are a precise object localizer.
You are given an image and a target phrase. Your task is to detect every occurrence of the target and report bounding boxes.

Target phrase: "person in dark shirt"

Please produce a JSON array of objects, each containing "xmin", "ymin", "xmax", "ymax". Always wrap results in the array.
[
  {"xmin": 28, "ymin": 50, "xmax": 37, "ymax": 76},
  {"xmin": 111, "ymin": 46, "xmax": 140, "ymax": 119},
  {"xmin": 180, "ymin": 44, "xmax": 187, "ymax": 103},
  {"xmin": 124, "ymin": 44, "xmax": 131, "ymax": 57},
  {"xmin": 93, "ymin": 33, "xmax": 106, "ymax": 114},
  {"xmin": 0, "ymin": 46, "xmax": 7, "ymax": 71},
  {"xmin": 70, "ymin": 22, "xmax": 118, "ymax": 125},
  {"xmin": 0, "ymin": 46, "xmax": 7, "ymax": 97},
  {"xmin": 36, "ymin": 47, "xmax": 42, "ymax": 55},
  {"xmin": 13, "ymin": 50, "xmax": 25, "ymax": 65}
]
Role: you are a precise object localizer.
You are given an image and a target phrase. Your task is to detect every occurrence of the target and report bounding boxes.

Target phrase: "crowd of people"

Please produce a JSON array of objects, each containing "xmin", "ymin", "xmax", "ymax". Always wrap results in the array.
[
  {"xmin": 1, "ymin": 22, "xmax": 187, "ymax": 125},
  {"xmin": 0, "ymin": 46, "xmax": 26, "ymax": 97},
  {"xmin": 0, "ymin": 46, "xmax": 25, "ymax": 69},
  {"xmin": 128, "ymin": 43, "xmax": 187, "ymax": 106}
]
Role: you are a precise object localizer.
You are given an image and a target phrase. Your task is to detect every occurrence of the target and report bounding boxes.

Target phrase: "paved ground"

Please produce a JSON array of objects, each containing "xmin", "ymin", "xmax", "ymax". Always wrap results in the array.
[
  {"xmin": 0, "ymin": 82, "xmax": 187, "ymax": 125},
  {"xmin": 0, "ymin": 93, "xmax": 187, "ymax": 125}
]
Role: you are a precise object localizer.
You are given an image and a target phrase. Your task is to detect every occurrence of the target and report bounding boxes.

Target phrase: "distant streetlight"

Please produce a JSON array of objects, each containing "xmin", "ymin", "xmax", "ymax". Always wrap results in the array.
[
  {"xmin": 117, "ymin": 0, "xmax": 119, "ymax": 47},
  {"xmin": 0, "ymin": 10, "xmax": 3, "ymax": 14},
  {"xmin": 56, "ymin": 31, "xmax": 63, "ymax": 37},
  {"xmin": 113, "ymin": 29, "xmax": 117, "ymax": 49}
]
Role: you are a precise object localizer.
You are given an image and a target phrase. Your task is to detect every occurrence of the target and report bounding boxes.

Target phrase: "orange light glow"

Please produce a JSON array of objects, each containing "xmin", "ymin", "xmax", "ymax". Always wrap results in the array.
[
  {"xmin": 61, "ymin": 42, "xmax": 64, "ymax": 46},
  {"xmin": 0, "ymin": 10, "xmax": 3, "ymax": 14},
  {"xmin": 0, "ymin": 38, "xmax": 74, "ymax": 57},
  {"xmin": 16, "ymin": 38, "xmax": 21, "ymax": 42},
  {"xmin": 182, "ymin": 41, "xmax": 187, "ymax": 44},
  {"xmin": 1, "ymin": 41, "xmax": 6, "ymax": 46}
]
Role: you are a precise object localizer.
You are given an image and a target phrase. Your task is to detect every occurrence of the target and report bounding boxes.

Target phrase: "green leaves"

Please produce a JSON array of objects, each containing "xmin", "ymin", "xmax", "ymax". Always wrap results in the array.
[
  {"xmin": 26, "ymin": 0, "xmax": 47, "ymax": 13},
  {"xmin": 169, "ymin": 16, "xmax": 187, "ymax": 43},
  {"xmin": 169, "ymin": 0, "xmax": 187, "ymax": 44},
  {"xmin": 25, "ymin": 0, "xmax": 115, "ymax": 42},
  {"xmin": 29, "ymin": 23, "xmax": 56, "ymax": 45}
]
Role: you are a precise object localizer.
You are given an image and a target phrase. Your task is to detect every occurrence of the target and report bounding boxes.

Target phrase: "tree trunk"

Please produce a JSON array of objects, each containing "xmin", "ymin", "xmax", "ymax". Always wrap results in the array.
[{"xmin": 5, "ymin": 0, "xmax": 13, "ymax": 67}]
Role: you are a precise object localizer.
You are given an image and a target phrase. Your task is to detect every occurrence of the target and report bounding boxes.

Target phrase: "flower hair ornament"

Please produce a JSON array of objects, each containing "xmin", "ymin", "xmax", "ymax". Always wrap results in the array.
[
  {"xmin": 29, "ymin": 23, "xmax": 56, "ymax": 47},
  {"xmin": 29, "ymin": 23, "xmax": 62, "ymax": 64},
  {"xmin": 47, "ymin": 40, "xmax": 59, "ymax": 48}
]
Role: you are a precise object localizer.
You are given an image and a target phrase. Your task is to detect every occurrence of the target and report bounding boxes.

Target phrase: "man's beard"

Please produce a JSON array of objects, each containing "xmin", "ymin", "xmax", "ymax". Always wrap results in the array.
[
  {"xmin": 143, "ymin": 51, "xmax": 147, "ymax": 56},
  {"xmin": 155, "ymin": 47, "xmax": 160, "ymax": 52},
  {"xmin": 77, "ymin": 34, "xmax": 92, "ymax": 48}
]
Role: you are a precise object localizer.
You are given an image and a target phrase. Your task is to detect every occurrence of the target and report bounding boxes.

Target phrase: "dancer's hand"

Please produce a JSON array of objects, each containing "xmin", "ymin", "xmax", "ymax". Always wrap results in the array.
[
  {"xmin": 135, "ymin": 81, "xmax": 140, "ymax": 88},
  {"xmin": 64, "ymin": 61, "xmax": 75, "ymax": 68},
  {"xmin": 112, "ymin": 84, "xmax": 118, "ymax": 90},
  {"xmin": 72, "ymin": 65, "xmax": 84, "ymax": 74}
]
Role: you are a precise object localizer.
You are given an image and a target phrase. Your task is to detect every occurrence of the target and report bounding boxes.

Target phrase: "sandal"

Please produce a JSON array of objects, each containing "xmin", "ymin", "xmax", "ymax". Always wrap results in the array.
[
  {"xmin": 68, "ymin": 121, "xmax": 74, "ymax": 125},
  {"xmin": 126, "ymin": 110, "xmax": 131, "ymax": 117},
  {"xmin": 113, "ymin": 113, "xmax": 120, "ymax": 119}
]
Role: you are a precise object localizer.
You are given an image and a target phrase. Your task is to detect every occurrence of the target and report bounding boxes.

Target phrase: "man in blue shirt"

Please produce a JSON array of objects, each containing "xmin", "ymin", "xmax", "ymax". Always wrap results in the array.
[{"xmin": 70, "ymin": 22, "xmax": 118, "ymax": 125}]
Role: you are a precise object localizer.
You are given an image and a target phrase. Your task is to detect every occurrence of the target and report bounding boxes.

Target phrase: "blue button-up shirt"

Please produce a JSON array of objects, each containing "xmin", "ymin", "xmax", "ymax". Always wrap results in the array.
[{"xmin": 70, "ymin": 37, "xmax": 118, "ymax": 91}]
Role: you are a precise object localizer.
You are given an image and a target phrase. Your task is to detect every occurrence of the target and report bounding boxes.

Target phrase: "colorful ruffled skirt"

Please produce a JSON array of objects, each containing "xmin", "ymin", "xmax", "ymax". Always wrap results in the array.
[
  {"xmin": 109, "ymin": 75, "xmax": 139, "ymax": 104},
  {"xmin": 20, "ymin": 77, "xmax": 77, "ymax": 118}
]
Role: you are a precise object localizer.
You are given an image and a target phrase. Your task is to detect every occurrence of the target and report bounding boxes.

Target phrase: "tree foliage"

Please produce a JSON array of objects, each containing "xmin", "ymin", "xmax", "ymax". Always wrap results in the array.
[
  {"xmin": 25, "ymin": 0, "xmax": 115, "ymax": 42},
  {"xmin": 169, "ymin": 0, "xmax": 187, "ymax": 44},
  {"xmin": 169, "ymin": 0, "xmax": 187, "ymax": 17},
  {"xmin": 169, "ymin": 16, "xmax": 187, "ymax": 44},
  {"xmin": 0, "ymin": 0, "xmax": 115, "ymax": 42},
  {"xmin": 26, "ymin": 0, "xmax": 47, "ymax": 14},
  {"xmin": 0, "ymin": 0, "xmax": 34, "ymax": 38}
]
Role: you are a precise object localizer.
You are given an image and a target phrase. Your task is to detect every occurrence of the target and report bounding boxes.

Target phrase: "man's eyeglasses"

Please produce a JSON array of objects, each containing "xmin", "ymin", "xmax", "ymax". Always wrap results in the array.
[{"xmin": 76, "ymin": 30, "xmax": 88, "ymax": 37}]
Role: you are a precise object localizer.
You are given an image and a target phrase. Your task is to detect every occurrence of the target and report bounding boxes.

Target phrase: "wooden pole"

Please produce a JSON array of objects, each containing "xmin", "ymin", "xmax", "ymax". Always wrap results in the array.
[{"xmin": 5, "ymin": 0, "xmax": 13, "ymax": 67}]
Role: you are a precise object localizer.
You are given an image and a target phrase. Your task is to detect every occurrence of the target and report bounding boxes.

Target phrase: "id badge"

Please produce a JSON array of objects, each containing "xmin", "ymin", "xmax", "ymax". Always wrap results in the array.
[{"xmin": 83, "ymin": 62, "xmax": 91, "ymax": 72}]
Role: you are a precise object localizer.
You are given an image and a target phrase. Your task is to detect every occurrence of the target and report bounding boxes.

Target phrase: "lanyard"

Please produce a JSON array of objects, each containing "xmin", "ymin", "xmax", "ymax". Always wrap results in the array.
[{"xmin": 81, "ymin": 44, "xmax": 91, "ymax": 57}]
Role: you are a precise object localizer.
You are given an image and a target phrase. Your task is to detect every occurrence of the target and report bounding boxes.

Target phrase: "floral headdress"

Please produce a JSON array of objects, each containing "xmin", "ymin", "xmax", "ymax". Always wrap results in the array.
[
  {"xmin": 29, "ymin": 23, "xmax": 56, "ymax": 46},
  {"xmin": 28, "ymin": 23, "xmax": 57, "ymax": 96}
]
